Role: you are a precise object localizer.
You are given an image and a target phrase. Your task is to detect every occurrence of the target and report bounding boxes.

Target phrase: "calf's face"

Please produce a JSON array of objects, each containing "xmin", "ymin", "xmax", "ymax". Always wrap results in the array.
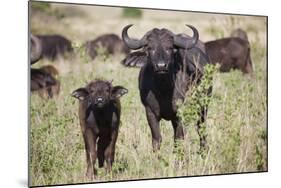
[{"xmin": 71, "ymin": 80, "xmax": 128, "ymax": 108}]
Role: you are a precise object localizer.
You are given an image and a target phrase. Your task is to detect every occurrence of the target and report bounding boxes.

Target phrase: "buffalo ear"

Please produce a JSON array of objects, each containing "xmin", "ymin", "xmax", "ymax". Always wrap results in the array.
[
  {"xmin": 121, "ymin": 51, "xmax": 147, "ymax": 67},
  {"xmin": 71, "ymin": 88, "xmax": 89, "ymax": 101},
  {"xmin": 111, "ymin": 86, "xmax": 128, "ymax": 99}
]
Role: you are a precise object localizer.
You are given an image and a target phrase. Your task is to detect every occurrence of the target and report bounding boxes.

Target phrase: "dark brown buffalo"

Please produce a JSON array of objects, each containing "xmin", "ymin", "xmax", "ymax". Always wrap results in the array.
[
  {"xmin": 205, "ymin": 37, "xmax": 253, "ymax": 73},
  {"xmin": 40, "ymin": 64, "xmax": 59, "ymax": 76},
  {"xmin": 30, "ymin": 34, "xmax": 42, "ymax": 64},
  {"xmin": 71, "ymin": 79, "xmax": 128, "ymax": 179},
  {"xmin": 122, "ymin": 24, "xmax": 210, "ymax": 152},
  {"xmin": 230, "ymin": 28, "xmax": 249, "ymax": 41},
  {"xmin": 31, "ymin": 65, "xmax": 60, "ymax": 98},
  {"xmin": 36, "ymin": 34, "xmax": 73, "ymax": 61},
  {"xmin": 85, "ymin": 34, "xmax": 130, "ymax": 60}
]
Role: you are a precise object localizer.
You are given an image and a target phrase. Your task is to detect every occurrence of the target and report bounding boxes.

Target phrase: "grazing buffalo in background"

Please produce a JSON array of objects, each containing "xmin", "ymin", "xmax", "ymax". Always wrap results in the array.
[
  {"xmin": 30, "ymin": 34, "xmax": 42, "ymax": 64},
  {"xmin": 122, "ymin": 24, "xmax": 210, "ymax": 152},
  {"xmin": 39, "ymin": 64, "xmax": 59, "ymax": 76},
  {"xmin": 205, "ymin": 37, "xmax": 253, "ymax": 74},
  {"xmin": 71, "ymin": 79, "xmax": 128, "ymax": 179},
  {"xmin": 84, "ymin": 34, "xmax": 130, "ymax": 60},
  {"xmin": 230, "ymin": 28, "xmax": 249, "ymax": 41},
  {"xmin": 31, "ymin": 65, "xmax": 60, "ymax": 98},
  {"xmin": 36, "ymin": 34, "xmax": 73, "ymax": 61}
]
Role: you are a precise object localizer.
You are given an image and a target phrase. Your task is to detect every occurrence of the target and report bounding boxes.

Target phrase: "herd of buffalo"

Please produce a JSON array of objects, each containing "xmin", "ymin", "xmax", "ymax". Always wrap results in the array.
[{"xmin": 30, "ymin": 24, "xmax": 253, "ymax": 179}]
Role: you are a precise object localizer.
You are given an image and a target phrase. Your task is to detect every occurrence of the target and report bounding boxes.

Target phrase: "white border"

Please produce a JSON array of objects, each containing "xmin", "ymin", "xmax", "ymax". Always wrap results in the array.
[{"xmin": 1, "ymin": 0, "xmax": 279, "ymax": 188}]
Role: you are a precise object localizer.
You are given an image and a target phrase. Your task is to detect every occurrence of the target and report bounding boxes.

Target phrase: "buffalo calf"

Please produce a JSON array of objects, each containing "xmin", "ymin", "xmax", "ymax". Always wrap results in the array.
[{"xmin": 72, "ymin": 79, "xmax": 128, "ymax": 179}]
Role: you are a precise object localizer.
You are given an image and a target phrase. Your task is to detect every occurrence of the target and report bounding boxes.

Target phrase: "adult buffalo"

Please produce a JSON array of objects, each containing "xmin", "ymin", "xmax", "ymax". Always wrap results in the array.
[
  {"xmin": 122, "ymin": 24, "xmax": 211, "ymax": 152},
  {"xmin": 36, "ymin": 34, "xmax": 73, "ymax": 61},
  {"xmin": 85, "ymin": 34, "xmax": 130, "ymax": 60},
  {"xmin": 31, "ymin": 65, "xmax": 60, "ymax": 98},
  {"xmin": 205, "ymin": 37, "xmax": 253, "ymax": 74}
]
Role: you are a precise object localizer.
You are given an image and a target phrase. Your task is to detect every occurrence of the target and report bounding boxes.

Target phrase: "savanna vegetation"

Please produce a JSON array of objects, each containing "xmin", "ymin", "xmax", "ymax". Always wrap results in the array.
[{"xmin": 30, "ymin": 2, "xmax": 267, "ymax": 186}]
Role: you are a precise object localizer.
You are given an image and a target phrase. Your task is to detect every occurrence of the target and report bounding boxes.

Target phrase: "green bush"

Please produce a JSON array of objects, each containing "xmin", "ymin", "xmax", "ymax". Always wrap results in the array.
[
  {"xmin": 31, "ymin": 2, "xmax": 51, "ymax": 13},
  {"xmin": 122, "ymin": 8, "xmax": 143, "ymax": 19},
  {"xmin": 177, "ymin": 64, "xmax": 218, "ymax": 126}
]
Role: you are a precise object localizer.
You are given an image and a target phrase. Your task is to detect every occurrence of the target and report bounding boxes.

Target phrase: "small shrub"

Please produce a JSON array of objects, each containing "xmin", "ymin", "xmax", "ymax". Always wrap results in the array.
[
  {"xmin": 122, "ymin": 8, "xmax": 143, "ymax": 19},
  {"xmin": 177, "ymin": 64, "xmax": 218, "ymax": 126},
  {"xmin": 31, "ymin": 2, "xmax": 51, "ymax": 13}
]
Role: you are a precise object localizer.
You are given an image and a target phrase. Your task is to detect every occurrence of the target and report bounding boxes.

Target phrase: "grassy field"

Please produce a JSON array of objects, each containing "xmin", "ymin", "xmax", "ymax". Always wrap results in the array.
[{"xmin": 30, "ymin": 2, "xmax": 267, "ymax": 186}]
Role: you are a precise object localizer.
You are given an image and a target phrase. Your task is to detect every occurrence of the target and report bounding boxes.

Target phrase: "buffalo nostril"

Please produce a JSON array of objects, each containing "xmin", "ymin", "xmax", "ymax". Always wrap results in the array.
[
  {"xmin": 157, "ymin": 63, "xmax": 167, "ymax": 68},
  {"xmin": 96, "ymin": 97, "xmax": 103, "ymax": 103}
]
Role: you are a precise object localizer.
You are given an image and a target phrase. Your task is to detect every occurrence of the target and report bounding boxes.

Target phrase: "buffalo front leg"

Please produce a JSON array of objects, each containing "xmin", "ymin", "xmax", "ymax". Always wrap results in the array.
[
  {"xmin": 145, "ymin": 107, "xmax": 162, "ymax": 151},
  {"xmin": 172, "ymin": 117, "xmax": 184, "ymax": 141},
  {"xmin": 84, "ymin": 129, "xmax": 97, "ymax": 179},
  {"xmin": 172, "ymin": 117, "xmax": 185, "ymax": 161}
]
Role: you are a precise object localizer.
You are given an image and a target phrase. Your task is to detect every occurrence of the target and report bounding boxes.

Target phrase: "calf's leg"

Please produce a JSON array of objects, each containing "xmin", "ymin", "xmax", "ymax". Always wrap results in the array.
[
  {"xmin": 97, "ymin": 138, "xmax": 108, "ymax": 168},
  {"xmin": 104, "ymin": 128, "xmax": 119, "ymax": 173},
  {"xmin": 83, "ymin": 129, "xmax": 97, "ymax": 179}
]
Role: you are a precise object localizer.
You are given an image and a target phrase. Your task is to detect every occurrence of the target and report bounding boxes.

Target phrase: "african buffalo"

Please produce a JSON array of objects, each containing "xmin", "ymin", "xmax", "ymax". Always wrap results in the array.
[
  {"xmin": 30, "ymin": 34, "xmax": 42, "ymax": 64},
  {"xmin": 84, "ymin": 34, "xmax": 130, "ymax": 60},
  {"xmin": 122, "ymin": 24, "xmax": 210, "ymax": 152},
  {"xmin": 205, "ymin": 37, "xmax": 253, "ymax": 73},
  {"xmin": 36, "ymin": 34, "xmax": 73, "ymax": 61},
  {"xmin": 230, "ymin": 28, "xmax": 249, "ymax": 41},
  {"xmin": 31, "ymin": 65, "xmax": 60, "ymax": 98},
  {"xmin": 71, "ymin": 79, "xmax": 128, "ymax": 179}
]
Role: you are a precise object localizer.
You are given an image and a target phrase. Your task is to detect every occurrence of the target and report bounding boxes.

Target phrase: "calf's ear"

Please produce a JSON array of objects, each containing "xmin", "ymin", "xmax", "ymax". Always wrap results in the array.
[
  {"xmin": 71, "ymin": 88, "xmax": 89, "ymax": 101},
  {"xmin": 111, "ymin": 86, "xmax": 128, "ymax": 99}
]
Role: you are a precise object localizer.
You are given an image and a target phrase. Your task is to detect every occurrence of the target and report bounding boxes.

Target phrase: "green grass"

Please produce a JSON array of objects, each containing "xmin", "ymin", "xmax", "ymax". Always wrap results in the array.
[{"xmin": 30, "ymin": 4, "xmax": 267, "ymax": 187}]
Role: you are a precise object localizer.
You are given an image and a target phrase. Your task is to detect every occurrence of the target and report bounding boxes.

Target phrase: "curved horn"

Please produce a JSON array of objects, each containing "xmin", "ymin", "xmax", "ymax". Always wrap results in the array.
[
  {"xmin": 122, "ymin": 24, "xmax": 145, "ymax": 50},
  {"xmin": 30, "ymin": 34, "xmax": 42, "ymax": 64},
  {"xmin": 174, "ymin": 24, "xmax": 199, "ymax": 49}
]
